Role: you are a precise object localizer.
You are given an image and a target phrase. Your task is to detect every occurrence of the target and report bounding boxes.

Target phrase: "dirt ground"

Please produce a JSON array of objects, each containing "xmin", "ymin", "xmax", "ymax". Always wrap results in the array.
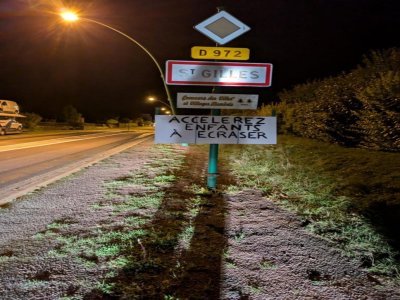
[{"xmin": 0, "ymin": 141, "xmax": 399, "ymax": 299}]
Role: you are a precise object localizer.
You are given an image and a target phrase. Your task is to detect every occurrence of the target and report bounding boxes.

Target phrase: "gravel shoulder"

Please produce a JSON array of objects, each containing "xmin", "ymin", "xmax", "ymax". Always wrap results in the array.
[{"xmin": 0, "ymin": 141, "xmax": 399, "ymax": 299}]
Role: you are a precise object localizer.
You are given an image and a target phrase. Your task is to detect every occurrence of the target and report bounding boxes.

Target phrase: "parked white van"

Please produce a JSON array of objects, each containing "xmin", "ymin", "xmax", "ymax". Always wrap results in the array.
[{"xmin": 0, "ymin": 100, "xmax": 19, "ymax": 114}]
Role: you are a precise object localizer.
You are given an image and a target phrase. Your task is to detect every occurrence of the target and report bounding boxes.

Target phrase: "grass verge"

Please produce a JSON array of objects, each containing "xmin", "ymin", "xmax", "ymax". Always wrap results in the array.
[
  {"xmin": 35, "ymin": 144, "xmax": 209, "ymax": 298},
  {"xmin": 221, "ymin": 135, "xmax": 400, "ymax": 279}
]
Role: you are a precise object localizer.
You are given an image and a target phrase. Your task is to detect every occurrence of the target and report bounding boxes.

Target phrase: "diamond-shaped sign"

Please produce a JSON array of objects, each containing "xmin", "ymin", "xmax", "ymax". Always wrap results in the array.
[{"xmin": 194, "ymin": 10, "xmax": 251, "ymax": 45}]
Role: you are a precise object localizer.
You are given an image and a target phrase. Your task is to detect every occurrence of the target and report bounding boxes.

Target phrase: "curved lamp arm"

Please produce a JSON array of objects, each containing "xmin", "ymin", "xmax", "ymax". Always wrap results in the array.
[{"xmin": 82, "ymin": 18, "xmax": 176, "ymax": 115}]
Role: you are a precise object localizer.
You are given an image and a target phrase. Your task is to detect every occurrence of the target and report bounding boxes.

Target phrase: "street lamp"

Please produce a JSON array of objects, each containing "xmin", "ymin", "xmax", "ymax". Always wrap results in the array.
[
  {"xmin": 147, "ymin": 96, "xmax": 171, "ymax": 110},
  {"xmin": 147, "ymin": 96, "xmax": 171, "ymax": 118},
  {"xmin": 61, "ymin": 11, "xmax": 79, "ymax": 22},
  {"xmin": 60, "ymin": 10, "xmax": 176, "ymax": 114}
]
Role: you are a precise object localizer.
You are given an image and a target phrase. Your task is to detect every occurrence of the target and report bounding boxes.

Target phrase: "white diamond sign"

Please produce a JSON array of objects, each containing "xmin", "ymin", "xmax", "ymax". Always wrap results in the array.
[{"xmin": 194, "ymin": 10, "xmax": 250, "ymax": 45}]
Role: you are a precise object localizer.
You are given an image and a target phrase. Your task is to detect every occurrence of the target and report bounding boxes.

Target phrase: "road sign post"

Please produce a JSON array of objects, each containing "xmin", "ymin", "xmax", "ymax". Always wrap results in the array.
[
  {"xmin": 208, "ymin": 108, "xmax": 220, "ymax": 190},
  {"xmin": 161, "ymin": 8, "xmax": 275, "ymax": 190}
]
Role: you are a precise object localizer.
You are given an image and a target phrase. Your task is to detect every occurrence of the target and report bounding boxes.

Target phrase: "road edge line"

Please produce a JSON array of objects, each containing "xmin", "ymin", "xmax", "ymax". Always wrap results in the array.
[{"xmin": 0, "ymin": 134, "xmax": 153, "ymax": 206}]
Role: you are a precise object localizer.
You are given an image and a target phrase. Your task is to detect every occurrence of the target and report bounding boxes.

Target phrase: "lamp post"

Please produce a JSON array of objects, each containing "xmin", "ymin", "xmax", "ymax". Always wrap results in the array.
[{"xmin": 60, "ymin": 11, "xmax": 176, "ymax": 115}]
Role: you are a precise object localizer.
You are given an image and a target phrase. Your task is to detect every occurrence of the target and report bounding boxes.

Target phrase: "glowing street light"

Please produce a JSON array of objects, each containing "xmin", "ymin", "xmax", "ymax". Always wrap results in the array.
[
  {"xmin": 59, "ymin": 9, "xmax": 176, "ymax": 114},
  {"xmin": 61, "ymin": 11, "xmax": 79, "ymax": 22},
  {"xmin": 146, "ymin": 96, "xmax": 171, "ymax": 109}
]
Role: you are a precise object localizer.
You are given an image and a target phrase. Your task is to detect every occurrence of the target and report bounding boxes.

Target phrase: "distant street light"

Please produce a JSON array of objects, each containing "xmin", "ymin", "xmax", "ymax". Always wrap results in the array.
[
  {"xmin": 147, "ymin": 96, "xmax": 171, "ymax": 118},
  {"xmin": 60, "ymin": 10, "xmax": 176, "ymax": 114},
  {"xmin": 147, "ymin": 96, "xmax": 171, "ymax": 110}
]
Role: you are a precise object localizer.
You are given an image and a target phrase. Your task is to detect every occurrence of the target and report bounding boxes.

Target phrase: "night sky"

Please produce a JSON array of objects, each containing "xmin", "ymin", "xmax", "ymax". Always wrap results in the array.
[{"xmin": 0, "ymin": 0, "xmax": 399, "ymax": 121}]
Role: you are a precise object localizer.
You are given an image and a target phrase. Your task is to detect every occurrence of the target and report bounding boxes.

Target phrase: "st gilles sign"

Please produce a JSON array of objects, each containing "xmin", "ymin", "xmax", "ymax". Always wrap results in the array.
[
  {"xmin": 177, "ymin": 93, "xmax": 258, "ymax": 110},
  {"xmin": 165, "ymin": 60, "xmax": 273, "ymax": 87},
  {"xmin": 191, "ymin": 46, "xmax": 250, "ymax": 61},
  {"xmin": 155, "ymin": 115, "xmax": 277, "ymax": 145}
]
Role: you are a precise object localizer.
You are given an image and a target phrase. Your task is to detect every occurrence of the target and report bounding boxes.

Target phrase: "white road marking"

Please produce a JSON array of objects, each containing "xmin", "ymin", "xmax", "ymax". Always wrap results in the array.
[
  {"xmin": 0, "ymin": 131, "xmax": 142, "ymax": 153},
  {"xmin": 0, "ymin": 134, "xmax": 153, "ymax": 205}
]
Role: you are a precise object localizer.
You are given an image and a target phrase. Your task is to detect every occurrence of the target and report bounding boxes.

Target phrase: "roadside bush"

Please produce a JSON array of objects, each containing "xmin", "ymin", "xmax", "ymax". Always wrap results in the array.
[
  {"xmin": 274, "ymin": 48, "xmax": 400, "ymax": 152},
  {"xmin": 62, "ymin": 105, "xmax": 84, "ymax": 129},
  {"xmin": 355, "ymin": 71, "xmax": 400, "ymax": 151},
  {"xmin": 21, "ymin": 112, "xmax": 42, "ymax": 129},
  {"xmin": 106, "ymin": 119, "xmax": 119, "ymax": 128}
]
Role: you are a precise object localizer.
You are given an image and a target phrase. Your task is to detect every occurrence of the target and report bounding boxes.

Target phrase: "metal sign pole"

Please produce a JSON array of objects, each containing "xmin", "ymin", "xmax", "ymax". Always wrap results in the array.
[
  {"xmin": 207, "ymin": 10, "xmax": 224, "ymax": 191},
  {"xmin": 207, "ymin": 7, "xmax": 225, "ymax": 191},
  {"xmin": 192, "ymin": 6, "xmax": 255, "ymax": 190},
  {"xmin": 207, "ymin": 107, "xmax": 221, "ymax": 190}
]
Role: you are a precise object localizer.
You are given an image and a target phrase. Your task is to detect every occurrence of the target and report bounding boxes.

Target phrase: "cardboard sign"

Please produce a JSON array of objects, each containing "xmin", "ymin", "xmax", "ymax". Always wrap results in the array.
[{"xmin": 155, "ymin": 115, "xmax": 277, "ymax": 145}]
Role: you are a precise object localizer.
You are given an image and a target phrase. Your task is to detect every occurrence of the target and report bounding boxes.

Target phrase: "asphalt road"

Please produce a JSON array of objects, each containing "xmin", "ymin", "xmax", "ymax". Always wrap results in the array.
[{"xmin": 0, "ymin": 130, "xmax": 153, "ymax": 205}]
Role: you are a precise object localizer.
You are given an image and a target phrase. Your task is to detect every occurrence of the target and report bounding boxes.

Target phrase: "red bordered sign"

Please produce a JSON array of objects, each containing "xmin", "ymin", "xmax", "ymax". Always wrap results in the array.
[{"xmin": 165, "ymin": 60, "xmax": 273, "ymax": 87}]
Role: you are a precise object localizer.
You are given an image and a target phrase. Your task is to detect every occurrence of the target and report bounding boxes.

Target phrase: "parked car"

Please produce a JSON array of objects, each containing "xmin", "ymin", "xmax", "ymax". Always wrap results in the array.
[
  {"xmin": 0, "ymin": 117, "xmax": 23, "ymax": 135},
  {"xmin": 0, "ymin": 100, "xmax": 20, "ymax": 114}
]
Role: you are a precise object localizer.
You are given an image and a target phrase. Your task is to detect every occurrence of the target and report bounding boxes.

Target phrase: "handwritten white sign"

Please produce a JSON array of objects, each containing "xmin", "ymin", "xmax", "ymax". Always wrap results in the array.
[
  {"xmin": 177, "ymin": 93, "xmax": 258, "ymax": 110},
  {"xmin": 155, "ymin": 115, "xmax": 277, "ymax": 145}
]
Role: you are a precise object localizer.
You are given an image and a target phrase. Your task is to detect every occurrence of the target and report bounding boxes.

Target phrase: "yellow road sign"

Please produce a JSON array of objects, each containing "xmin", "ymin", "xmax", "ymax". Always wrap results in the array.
[{"xmin": 191, "ymin": 46, "xmax": 250, "ymax": 61}]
